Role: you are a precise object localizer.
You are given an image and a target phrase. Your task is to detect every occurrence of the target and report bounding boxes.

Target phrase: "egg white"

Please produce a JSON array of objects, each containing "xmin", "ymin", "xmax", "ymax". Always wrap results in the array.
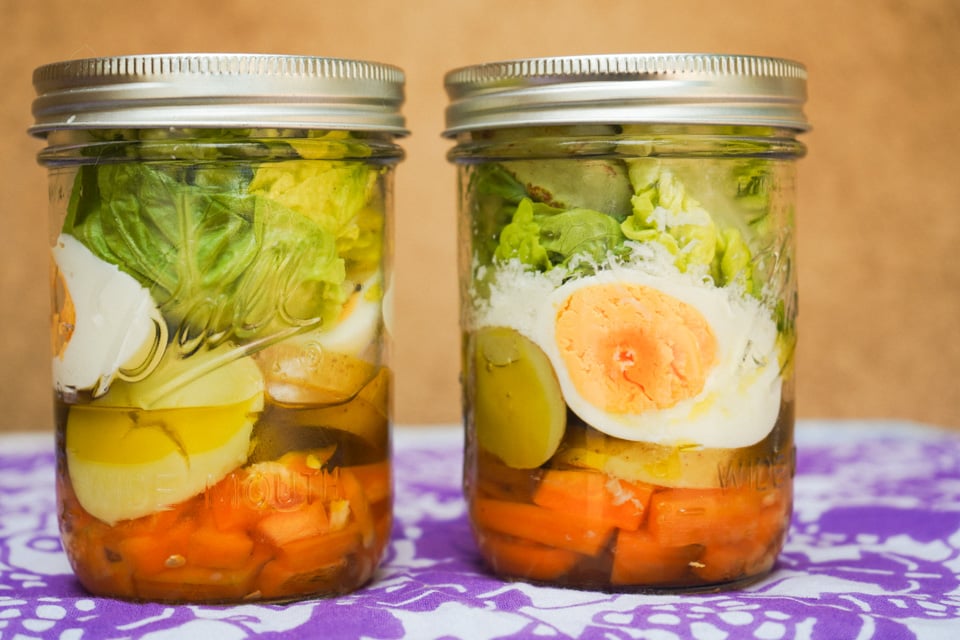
[
  {"xmin": 475, "ymin": 262, "xmax": 782, "ymax": 449},
  {"xmin": 537, "ymin": 268, "xmax": 782, "ymax": 448},
  {"xmin": 52, "ymin": 234, "xmax": 165, "ymax": 397},
  {"xmin": 309, "ymin": 272, "xmax": 383, "ymax": 357}
]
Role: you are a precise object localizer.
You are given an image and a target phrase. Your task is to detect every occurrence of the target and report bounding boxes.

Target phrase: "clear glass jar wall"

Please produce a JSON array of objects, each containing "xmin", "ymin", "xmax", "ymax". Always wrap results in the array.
[
  {"xmin": 42, "ymin": 126, "xmax": 401, "ymax": 603},
  {"xmin": 40, "ymin": 127, "xmax": 402, "ymax": 602},
  {"xmin": 451, "ymin": 120, "xmax": 805, "ymax": 591},
  {"xmin": 32, "ymin": 53, "xmax": 405, "ymax": 603}
]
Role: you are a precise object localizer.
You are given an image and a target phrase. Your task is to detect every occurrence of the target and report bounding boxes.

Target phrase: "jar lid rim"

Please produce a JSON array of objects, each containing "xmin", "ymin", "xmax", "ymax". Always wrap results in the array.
[
  {"xmin": 443, "ymin": 53, "xmax": 809, "ymax": 134},
  {"xmin": 30, "ymin": 53, "xmax": 408, "ymax": 136}
]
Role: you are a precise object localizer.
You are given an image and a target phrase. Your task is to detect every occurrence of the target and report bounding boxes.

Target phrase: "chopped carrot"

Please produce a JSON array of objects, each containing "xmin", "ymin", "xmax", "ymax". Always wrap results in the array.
[
  {"xmin": 205, "ymin": 462, "xmax": 344, "ymax": 531},
  {"xmin": 340, "ymin": 467, "xmax": 375, "ymax": 547},
  {"xmin": 533, "ymin": 469, "xmax": 654, "ymax": 532},
  {"xmin": 693, "ymin": 532, "xmax": 784, "ymax": 583},
  {"xmin": 276, "ymin": 524, "xmax": 363, "ymax": 570},
  {"xmin": 70, "ymin": 540, "xmax": 134, "ymax": 597},
  {"xmin": 472, "ymin": 497, "xmax": 614, "ymax": 556},
  {"xmin": 254, "ymin": 500, "xmax": 330, "ymax": 547},
  {"xmin": 477, "ymin": 532, "xmax": 581, "ymax": 581},
  {"xmin": 348, "ymin": 461, "xmax": 392, "ymax": 505},
  {"xmin": 187, "ymin": 525, "xmax": 255, "ymax": 570},
  {"xmin": 133, "ymin": 563, "xmax": 259, "ymax": 602},
  {"xmin": 113, "ymin": 499, "xmax": 194, "ymax": 538},
  {"xmin": 204, "ymin": 470, "xmax": 266, "ymax": 531},
  {"xmin": 689, "ymin": 543, "xmax": 747, "ymax": 583},
  {"xmin": 647, "ymin": 485, "xmax": 787, "ymax": 548},
  {"xmin": 115, "ymin": 519, "xmax": 194, "ymax": 576},
  {"xmin": 257, "ymin": 557, "xmax": 350, "ymax": 600},
  {"xmin": 611, "ymin": 528, "xmax": 701, "ymax": 586},
  {"xmin": 59, "ymin": 450, "xmax": 390, "ymax": 602},
  {"xmin": 311, "ymin": 468, "xmax": 348, "ymax": 503}
]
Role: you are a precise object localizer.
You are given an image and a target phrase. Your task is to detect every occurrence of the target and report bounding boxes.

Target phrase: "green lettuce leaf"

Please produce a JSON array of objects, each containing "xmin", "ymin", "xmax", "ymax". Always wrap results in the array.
[
  {"xmin": 622, "ymin": 160, "xmax": 754, "ymax": 289},
  {"xmin": 468, "ymin": 163, "xmax": 530, "ymax": 267},
  {"xmin": 493, "ymin": 198, "xmax": 550, "ymax": 270},
  {"xmin": 622, "ymin": 161, "xmax": 719, "ymax": 274},
  {"xmin": 494, "ymin": 197, "xmax": 624, "ymax": 272},
  {"xmin": 63, "ymin": 161, "xmax": 347, "ymax": 345},
  {"xmin": 248, "ymin": 159, "xmax": 382, "ymax": 275}
]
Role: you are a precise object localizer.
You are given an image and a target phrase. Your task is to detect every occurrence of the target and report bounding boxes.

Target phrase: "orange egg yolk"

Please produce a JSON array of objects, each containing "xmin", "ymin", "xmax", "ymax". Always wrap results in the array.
[
  {"xmin": 554, "ymin": 283, "xmax": 718, "ymax": 415},
  {"xmin": 50, "ymin": 262, "xmax": 75, "ymax": 360}
]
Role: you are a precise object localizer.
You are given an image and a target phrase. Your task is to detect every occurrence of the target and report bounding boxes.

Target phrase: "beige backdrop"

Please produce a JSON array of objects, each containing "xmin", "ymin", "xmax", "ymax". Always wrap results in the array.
[{"xmin": 2, "ymin": 0, "xmax": 958, "ymax": 431}]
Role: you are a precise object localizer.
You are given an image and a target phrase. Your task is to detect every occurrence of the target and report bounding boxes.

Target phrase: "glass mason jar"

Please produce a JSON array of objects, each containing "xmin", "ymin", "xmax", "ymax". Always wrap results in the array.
[
  {"xmin": 30, "ymin": 54, "xmax": 406, "ymax": 603},
  {"xmin": 444, "ymin": 54, "xmax": 808, "ymax": 591}
]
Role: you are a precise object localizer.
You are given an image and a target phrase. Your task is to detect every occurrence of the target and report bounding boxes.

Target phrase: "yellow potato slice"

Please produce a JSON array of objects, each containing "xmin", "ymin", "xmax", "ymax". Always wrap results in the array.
[
  {"xmin": 65, "ymin": 355, "xmax": 264, "ymax": 524},
  {"xmin": 471, "ymin": 326, "xmax": 566, "ymax": 469}
]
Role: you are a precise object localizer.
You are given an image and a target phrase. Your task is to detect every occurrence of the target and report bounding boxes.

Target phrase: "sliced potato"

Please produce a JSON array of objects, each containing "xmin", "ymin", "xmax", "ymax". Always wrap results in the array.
[
  {"xmin": 553, "ymin": 422, "xmax": 793, "ymax": 489},
  {"xmin": 301, "ymin": 367, "xmax": 390, "ymax": 448},
  {"xmin": 471, "ymin": 327, "xmax": 566, "ymax": 469},
  {"xmin": 258, "ymin": 342, "xmax": 377, "ymax": 407}
]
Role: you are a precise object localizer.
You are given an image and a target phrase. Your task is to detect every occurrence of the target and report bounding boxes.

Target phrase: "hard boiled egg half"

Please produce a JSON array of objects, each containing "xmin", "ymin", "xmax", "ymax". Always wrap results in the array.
[
  {"xmin": 259, "ymin": 272, "xmax": 384, "ymax": 406},
  {"xmin": 534, "ymin": 269, "xmax": 782, "ymax": 449},
  {"xmin": 51, "ymin": 234, "xmax": 165, "ymax": 397},
  {"xmin": 311, "ymin": 272, "xmax": 384, "ymax": 357}
]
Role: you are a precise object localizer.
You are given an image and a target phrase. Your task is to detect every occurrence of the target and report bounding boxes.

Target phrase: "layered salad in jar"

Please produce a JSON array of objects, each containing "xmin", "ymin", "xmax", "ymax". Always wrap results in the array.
[
  {"xmin": 49, "ymin": 129, "xmax": 394, "ymax": 602},
  {"xmin": 460, "ymin": 126, "xmax": 796, "ymax": 590}
]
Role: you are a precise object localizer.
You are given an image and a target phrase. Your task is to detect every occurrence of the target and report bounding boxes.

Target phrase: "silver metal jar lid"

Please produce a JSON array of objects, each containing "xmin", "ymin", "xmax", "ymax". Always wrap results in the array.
[
  {"xmin": 443, "ymin": 53, "xmax": 809, "ymax": 135},
  {"xmin": 30, "ymin": 53, "xmax": 407, "ymax": 137}
]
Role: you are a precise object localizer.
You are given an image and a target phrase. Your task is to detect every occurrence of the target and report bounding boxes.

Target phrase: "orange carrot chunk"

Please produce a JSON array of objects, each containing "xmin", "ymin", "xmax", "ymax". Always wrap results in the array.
[
  {"xmin": 257, "ymin": 557, "xmax": 350, "ymax": 600},
  {"xmin": 340, "ymin": 468, "xmax": 376, "ymax": 547},
  {"xmin": 205, "ymin": 470, "xmax": 268, "ymax": 531},
  {"xmin": 647, "ymin": 486, "xmax": 785, "ymax": 548},
  {"xmin": 116, "ymin": 519, "xmax": 194, "ymax": 577},
  {"xmin": 133, "ymin": 564, "xmax": 259, "ymax": 602},
  {"xmin": 533, "ymin": 469, "xmax": 654, "ymax": 532},
  {"xmin": 472, "ymin": 497, "xmax": 614, "ymax": 556},
  {"xmin": 347, "ymin": 461, "xmax": 393, "ymax": 505},
  {"xmin": 611, "ymin": 528, "xmax": 701, "ymax": 586},
  {"xmin": 276, "ymin": 524, "xmax": 364, "ymax": 571},
  {"xmin": 477, "ymin": 532, "xmax": 582, "ymax": 581},
  {"xmin": 254, "ymin": 500, "xmax": 330, "ymax": 547},
  {"xmin": 187, "ymin": 525, "xmax": 255, "ymax": 570},
  {"xmin": 692, "ymin": 529, "xmax": 785, "ymax": 583}
]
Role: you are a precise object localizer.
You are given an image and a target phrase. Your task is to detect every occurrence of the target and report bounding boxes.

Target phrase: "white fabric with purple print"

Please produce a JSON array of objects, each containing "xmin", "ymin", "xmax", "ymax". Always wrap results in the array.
[{"xmin": 1, "ymin": 420, "xmax": 958, "ymax": 639}]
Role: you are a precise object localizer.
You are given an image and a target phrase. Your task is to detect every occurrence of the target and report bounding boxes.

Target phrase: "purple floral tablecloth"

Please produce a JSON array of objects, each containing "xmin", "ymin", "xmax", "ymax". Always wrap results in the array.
[{"xmin": 1, "ymin": 419, "xmax": 959, "ymax": 639}]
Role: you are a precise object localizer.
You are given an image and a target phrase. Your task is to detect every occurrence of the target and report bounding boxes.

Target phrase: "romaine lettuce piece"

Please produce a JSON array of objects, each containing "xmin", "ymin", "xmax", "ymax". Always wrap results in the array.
[
  {"xmin": 622, "ymin": 161, "xmax": 719, "ymax": 274},
  {"xmin": 467, "ymin": 163, "xmax": 530, "ymax": 268},
  {"xmin": 622, "ymin": 160, "xmax": 754, "ymax": 289},
  {"xmin": 248, "ymin": 159, "xmax": 381, "ymax": 275},
  {"xmin": 494, "ymin": 198, "xmax": 550, "ymax": 270},
  {"xmin": 63, "ymin": 160, "xmax": 349, "ymax": 346},
  {"xmin": 495, "ymin": 198, "xmax": 624, "ymax": 272}
]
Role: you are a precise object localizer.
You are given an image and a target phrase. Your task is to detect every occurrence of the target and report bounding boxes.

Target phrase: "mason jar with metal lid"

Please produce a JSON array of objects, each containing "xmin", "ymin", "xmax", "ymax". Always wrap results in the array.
[
  {"xmin": 444, "ymin": 53, "xmax": 808, "ymax": 591},
  {"xmin": 30, "ymin": 53, "xmax": 406, "ymax": 603}
]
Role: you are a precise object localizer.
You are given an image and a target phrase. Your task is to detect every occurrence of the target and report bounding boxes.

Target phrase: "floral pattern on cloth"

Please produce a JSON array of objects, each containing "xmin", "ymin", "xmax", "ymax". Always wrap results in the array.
[{"xmin": 1, "ymin": 420, "xmax": 959, "ymax": 640}]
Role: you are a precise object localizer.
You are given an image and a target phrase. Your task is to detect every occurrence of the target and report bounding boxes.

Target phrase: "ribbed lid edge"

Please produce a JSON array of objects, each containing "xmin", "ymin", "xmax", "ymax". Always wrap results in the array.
[{"xmin": 31, "ymin": 53, "xmax": 407, "ymax": 136}]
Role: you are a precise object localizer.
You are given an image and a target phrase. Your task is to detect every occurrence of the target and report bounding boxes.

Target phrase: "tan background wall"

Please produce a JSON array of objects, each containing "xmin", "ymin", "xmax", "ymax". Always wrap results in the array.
[{"xmin": 2, "ymin": 0, "xmax": 958, "ymax": 431}]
